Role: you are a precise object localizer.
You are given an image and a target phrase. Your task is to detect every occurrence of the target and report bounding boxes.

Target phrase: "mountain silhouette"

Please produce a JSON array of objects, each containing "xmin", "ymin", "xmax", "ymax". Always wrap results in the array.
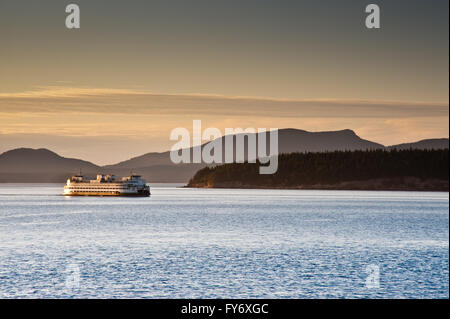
[
  {"xmin": 0, "ymin": 148, "xmax": 99, "ymax": 182},
  {"xmin": 388, "ymin": 138, "xmax": 449, "ymax": 150},
  {"xmin": 0, "ymin": 129, "xmax": 448, "ymax": 182}
]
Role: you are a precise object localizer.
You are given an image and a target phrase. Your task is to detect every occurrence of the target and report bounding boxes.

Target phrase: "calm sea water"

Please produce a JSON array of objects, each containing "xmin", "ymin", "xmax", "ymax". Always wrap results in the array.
[{"xmin": 0, "ymin": 184, "xmax": 448, "ymax": 299}]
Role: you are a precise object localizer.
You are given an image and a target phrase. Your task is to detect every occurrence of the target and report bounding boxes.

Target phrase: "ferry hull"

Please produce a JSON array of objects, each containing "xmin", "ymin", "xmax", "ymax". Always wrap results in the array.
[{"xmin": 63, "ymin": 191, "xmax": 150, "ymax": 197}]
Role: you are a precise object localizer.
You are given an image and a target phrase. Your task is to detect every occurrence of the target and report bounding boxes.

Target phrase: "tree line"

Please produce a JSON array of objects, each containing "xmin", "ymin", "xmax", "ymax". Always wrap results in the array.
[{"xmin": 187, "ymin": 149, "xmax": 449, "ymax": 189}]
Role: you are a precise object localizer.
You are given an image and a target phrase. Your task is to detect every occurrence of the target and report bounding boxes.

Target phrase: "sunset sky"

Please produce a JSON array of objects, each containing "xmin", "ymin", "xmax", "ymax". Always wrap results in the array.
[{"xmin": 0, "ymin": 0, "xmax": 448, "ymax": 164}]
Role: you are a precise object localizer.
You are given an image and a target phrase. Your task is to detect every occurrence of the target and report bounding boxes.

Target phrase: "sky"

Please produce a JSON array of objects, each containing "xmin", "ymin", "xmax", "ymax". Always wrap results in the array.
[{"xmin": 0, "ymin": 0, "xmax": 448, "ymax": 165}]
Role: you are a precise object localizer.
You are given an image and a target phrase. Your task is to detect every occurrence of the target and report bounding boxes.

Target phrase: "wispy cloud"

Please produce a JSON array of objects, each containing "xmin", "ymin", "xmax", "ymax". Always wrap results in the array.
[
  {"xmin": 0, "ymin": 86, "xmax": 143, "ymax": 98},
  {"xmin": 0, "ymin": 86, "xmax": 448, "ymax": 118}
]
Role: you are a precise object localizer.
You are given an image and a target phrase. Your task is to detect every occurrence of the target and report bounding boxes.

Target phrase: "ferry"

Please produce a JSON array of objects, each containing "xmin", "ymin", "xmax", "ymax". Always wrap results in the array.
[{"xmin": 63, "ymin": 174, "xmax": 150, "ymax": 197}]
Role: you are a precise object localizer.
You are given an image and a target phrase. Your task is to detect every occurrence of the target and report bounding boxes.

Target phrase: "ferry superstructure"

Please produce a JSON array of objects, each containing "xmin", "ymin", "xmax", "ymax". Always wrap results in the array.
[{"xmin": 63, "ymin": 174, "xmax": 150, "ymax": 196}]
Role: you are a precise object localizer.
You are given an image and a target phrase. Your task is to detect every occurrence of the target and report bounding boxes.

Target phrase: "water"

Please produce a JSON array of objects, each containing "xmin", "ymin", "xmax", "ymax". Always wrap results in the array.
[{"xmin": 0, "ymin": 184, "xmax": 448, "ymax": 298}]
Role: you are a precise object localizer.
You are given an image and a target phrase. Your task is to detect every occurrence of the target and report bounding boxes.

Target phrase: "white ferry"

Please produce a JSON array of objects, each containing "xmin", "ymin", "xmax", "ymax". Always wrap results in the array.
[{"xmin": 63, "ymin": 174, "xmax": 150, "ymax": 197}]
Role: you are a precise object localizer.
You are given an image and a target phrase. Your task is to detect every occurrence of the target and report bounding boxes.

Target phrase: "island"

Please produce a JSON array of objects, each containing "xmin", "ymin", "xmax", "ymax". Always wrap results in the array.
[{"xmin": 187, "ymin": 149, "xmax": 449, "ymax": 191}]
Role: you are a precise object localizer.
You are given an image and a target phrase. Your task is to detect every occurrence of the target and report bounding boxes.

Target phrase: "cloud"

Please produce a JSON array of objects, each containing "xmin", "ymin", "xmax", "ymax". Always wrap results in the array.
[
  {"xmin": 0, "ymin": 86, "xmax": 448, "ymax": 118},
  {"xmin": 0, "ymin": 86, "xmax": 143, "ymax": 98}
]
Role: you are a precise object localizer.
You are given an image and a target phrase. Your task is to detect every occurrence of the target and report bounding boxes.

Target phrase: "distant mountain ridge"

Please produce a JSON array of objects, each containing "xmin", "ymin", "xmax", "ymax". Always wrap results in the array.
[
  {"xmin": 0, "ymin": 148, "xmax": 100, "ymax": 182},
  {"xmin": 103, "ymin": 129, "xmax": 384, "ymax": 171},
  {"xmin": 0, "ymin": 129, "xmax": 448, "ymax": 182},
  {"xmin": 0, "ymin": 148, "xmax": 99, "ymax": 171},
  {"xmin": 387, "ymin": 138, "xmax": 449, "ymax": 150},
  {"xmin": 276, "ymin": 128, "xmax": 384, "ymax": 153}
]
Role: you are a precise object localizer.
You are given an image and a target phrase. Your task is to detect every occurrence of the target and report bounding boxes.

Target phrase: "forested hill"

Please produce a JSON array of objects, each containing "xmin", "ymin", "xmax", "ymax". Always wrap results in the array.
[{"xmin": 187, "ymin": 149, "xmax": 449, "ymax": 191}]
